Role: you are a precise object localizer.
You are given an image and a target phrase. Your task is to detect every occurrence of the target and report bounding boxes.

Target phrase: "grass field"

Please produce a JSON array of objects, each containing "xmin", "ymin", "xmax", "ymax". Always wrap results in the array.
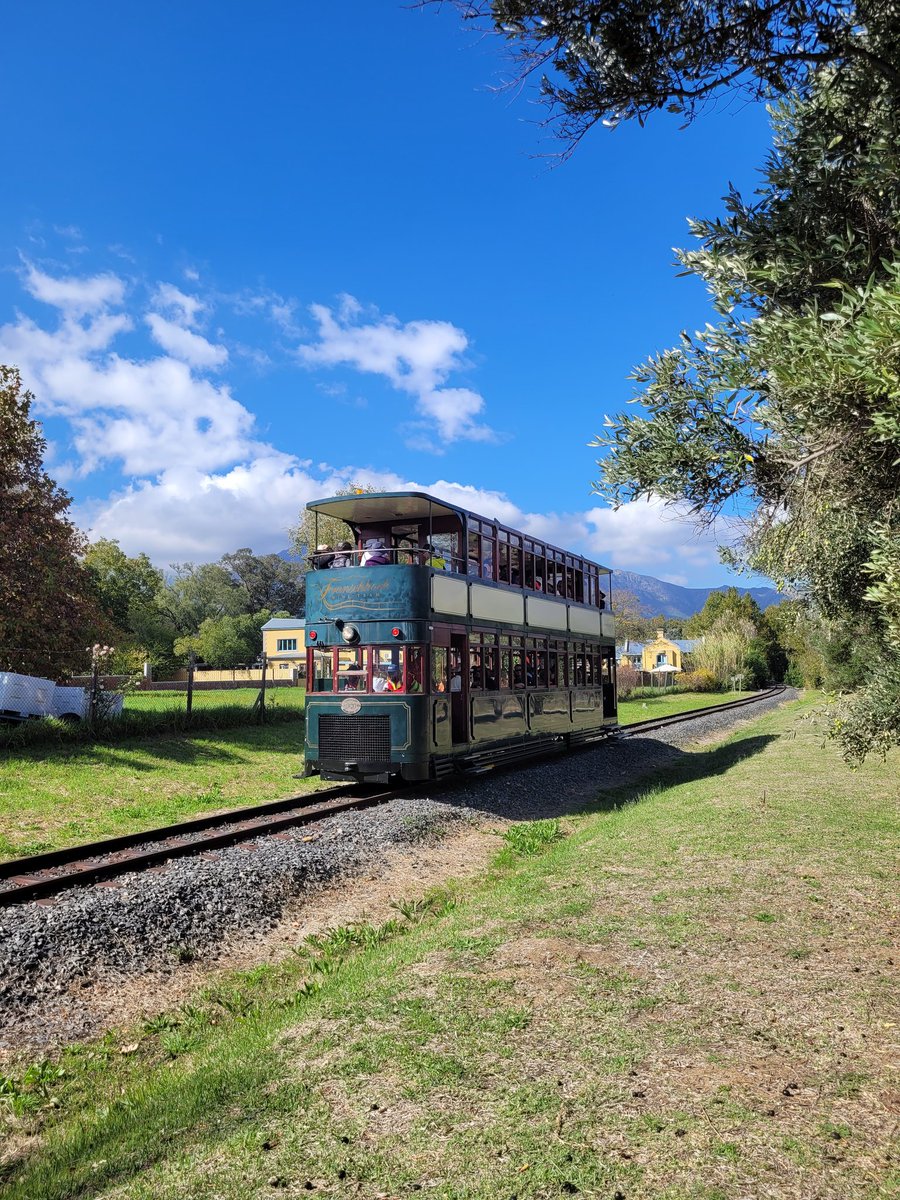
[
  {"xmin": 0, "ymin": 722, "xmax": 318, "ymax": 861},
  {"xmin": 0, "ymin": 690, "xmax": 752, "ymax": 861},
  {"xmin": 124, "ymin": 687, "xmax": 306, "ymax": 711},
  {"xmin": 2, "ymin": 694, "xmax": 897, "ymax": 1199},
  {"xmin": 617, "ymin": 689, "xmax": 753, "ymax": 724}
]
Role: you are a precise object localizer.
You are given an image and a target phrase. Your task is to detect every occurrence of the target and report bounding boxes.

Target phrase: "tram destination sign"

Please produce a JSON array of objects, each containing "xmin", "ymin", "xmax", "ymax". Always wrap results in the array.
[{"xmin": 308, "ymin": 566, "xmax": 428, "ymax": 619}]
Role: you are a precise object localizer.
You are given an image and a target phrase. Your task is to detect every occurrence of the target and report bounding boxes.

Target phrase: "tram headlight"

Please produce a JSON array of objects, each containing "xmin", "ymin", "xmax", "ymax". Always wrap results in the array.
[{"xmin": 340, "ymin": 623, "xmax": 360, "ymax": 644}]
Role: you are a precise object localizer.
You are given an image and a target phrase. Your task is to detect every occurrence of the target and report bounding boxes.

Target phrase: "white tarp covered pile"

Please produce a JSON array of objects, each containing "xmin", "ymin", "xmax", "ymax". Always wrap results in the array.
[{"xmin": 0, "ymin": 672, "xmax": 123, "ymax": 722}]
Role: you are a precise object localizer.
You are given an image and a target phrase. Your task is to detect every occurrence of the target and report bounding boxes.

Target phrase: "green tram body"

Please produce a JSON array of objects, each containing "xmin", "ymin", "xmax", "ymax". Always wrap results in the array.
[{"xmin": 303, "ymin": 492, "xmax": 618, "ymax": 782}]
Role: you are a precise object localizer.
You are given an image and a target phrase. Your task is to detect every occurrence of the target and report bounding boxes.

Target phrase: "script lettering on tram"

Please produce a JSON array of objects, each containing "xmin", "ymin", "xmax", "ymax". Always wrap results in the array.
[{"xmin": 318, "ymin": 577, "xmax": 395, "ymax": 614}]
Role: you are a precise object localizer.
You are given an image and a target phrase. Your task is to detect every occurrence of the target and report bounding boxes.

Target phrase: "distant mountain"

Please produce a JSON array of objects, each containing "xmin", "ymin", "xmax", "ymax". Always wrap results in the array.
[{"xmin": 613, "ymin": 569, "xmax": 784, "ymax": 619}]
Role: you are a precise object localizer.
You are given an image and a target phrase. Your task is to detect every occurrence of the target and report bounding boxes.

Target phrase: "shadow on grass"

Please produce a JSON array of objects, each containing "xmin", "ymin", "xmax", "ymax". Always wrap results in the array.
[
  {"xmin": 427, "ymin": 730, "xmax": 780, "ymax": 825},
  {"xmin": 590, "ymin": 732, "xmax": 779, "ymax": 814},
  {"xmin": 0, "ymin": 719, "xmax": 307, "ymax": 772}
]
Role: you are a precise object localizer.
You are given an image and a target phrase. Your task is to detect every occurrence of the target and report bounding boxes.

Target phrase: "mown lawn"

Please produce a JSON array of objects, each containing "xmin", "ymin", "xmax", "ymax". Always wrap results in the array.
[
  {"xmin": 1, "ymin": 691, "xmax": 753, "ymax": 861},
  {"xmin": 125, "ymin": 687, "xmax": 305, "ymax": 712},
  {"xmin": 617, "ymin": 689, "xmax": 754, "ymax": 724},
  {"xmin": 2, "ymin": 694, "xmax": 897, "ymax": 1199},
  {"xmin": 0, "ymin": 722, "xmax": 320, "ymax": 861}
]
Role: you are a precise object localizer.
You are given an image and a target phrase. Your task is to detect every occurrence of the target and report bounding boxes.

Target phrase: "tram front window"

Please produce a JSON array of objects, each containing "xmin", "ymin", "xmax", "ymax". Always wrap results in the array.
[
  {"xmin": 312, "ymin": 649, "xmax": 334, "ymax": 692},
  {"xmin": 337, "ymin": 647, "xmax": 367, "ymax": 691},
  {"xmin": 373, "ymin": 647, "xmax": 405, "ymax": 692}
]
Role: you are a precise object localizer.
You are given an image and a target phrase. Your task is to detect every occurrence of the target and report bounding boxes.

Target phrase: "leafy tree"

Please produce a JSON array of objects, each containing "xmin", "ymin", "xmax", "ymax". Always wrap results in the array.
[
  {"xmin": 0, "ymin": 366, "xmax": 105, "ymax": 676},
  {"xmin": 159, "ymin": 562, "xmax": 247, "ymax": 635},
  {"xmin": 611, "ymin": 590, "xmax": 646, "ymax": 641},
  {"xmin": 175, "ymin": 610, "xmax": 271, "ymax": 669},
  {"xmin": 220, "ymin": 548, "xmax": 305, "ymax": 615},
  {"xmin": 685, "ymin": 587, "xmax": 762, "ymax": 637},
  {"xmin": 289, "ymin": 483, "xmax": 380, "ymax": 564},
  {"xmin": 434, "ymin": 0, "xmax": 900, "ymax": 147},
  {"xmin": 84, "ymin": 539, "xmax": 163, "ymax": 632},
  {"xmin": 695, "ymin": 615, "xmax": 758, "ymax": 687},
  {"xmin": 590, "ymin": 52, "xmax": 900, "ymax": 756}
]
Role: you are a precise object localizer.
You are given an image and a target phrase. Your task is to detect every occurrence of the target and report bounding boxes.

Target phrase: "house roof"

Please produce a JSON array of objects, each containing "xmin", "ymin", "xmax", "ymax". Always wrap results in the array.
[{"xmin": 261, "ymin": 618, "xmax": 305, "ymax": 631}]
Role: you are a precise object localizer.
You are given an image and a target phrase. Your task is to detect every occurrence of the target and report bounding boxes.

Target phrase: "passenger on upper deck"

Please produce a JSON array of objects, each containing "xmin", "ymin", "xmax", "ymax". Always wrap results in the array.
[
  {"xmin": 312, "ymin": 544, "xmax": 334, "ymax": 569},
  {"xmin": 331, "ymin": 541, "xmax": 355, "ymax": 568},
  {"xmin": 426, "ymin": 543, "xmax": 446, "ymax": 570},
  {"xmin": 361, "ymin": 538, "xmax": 391, "ymax": 566}
]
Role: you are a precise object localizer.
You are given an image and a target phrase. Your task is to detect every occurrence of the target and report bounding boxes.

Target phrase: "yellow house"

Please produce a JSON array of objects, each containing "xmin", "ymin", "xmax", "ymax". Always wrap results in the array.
[
  {"xmin": 639, "ymin": 629, "xmax": 699, "ymax": 673},
  {"xmin": 261, "ymin": 618, "xmax": 306, "ymax": 679}
]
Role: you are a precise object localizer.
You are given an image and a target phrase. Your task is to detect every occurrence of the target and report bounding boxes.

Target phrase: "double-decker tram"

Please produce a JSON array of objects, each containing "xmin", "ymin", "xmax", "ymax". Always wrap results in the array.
[{"xmin": 303, "ymin": 491, "xmax": 617, "ymax": 782}]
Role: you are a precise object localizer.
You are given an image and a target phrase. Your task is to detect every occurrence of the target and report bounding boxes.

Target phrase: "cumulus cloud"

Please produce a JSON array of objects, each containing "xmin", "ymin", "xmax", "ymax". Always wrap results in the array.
[
  {"xmin": 2, "ymin": 259, "xmax": 733, "ymax": 583},
  {"xmin": 297, "ymin": 298, "xmax": 497, "ymax": 449},
  {"xmin": 145, "ymin": 313, "xmax": 228, "ymax": 369},
  {"xmin": 23, "ymin": 262, "xmax": 126, "ymax": 315}
]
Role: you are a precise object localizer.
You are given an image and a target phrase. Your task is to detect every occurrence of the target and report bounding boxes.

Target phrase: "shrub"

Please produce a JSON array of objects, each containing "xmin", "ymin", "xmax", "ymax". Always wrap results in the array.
[
  {"xmin": 616, "ymin": 663, "xmax": 639, "ymax": 699},
  {"xmin": 678, "ymin": 669, "xmax": 719, "ymax": 693}
]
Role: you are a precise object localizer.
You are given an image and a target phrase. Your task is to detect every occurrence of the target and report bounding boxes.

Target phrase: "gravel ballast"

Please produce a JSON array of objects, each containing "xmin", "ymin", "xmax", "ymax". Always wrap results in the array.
[{"xmin": 0, "ymin": 690, "xmax": 796, "ymax": 1048}]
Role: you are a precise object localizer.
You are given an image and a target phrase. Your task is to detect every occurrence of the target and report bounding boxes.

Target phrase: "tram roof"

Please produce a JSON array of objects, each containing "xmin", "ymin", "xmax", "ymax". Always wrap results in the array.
[
  {"xmin": 307, "ymin": 491, "xmax": 612, "ymax": 572},
  {"xmin": 307, "ymin": 491, "xmax": 463, "ymax": 524}
]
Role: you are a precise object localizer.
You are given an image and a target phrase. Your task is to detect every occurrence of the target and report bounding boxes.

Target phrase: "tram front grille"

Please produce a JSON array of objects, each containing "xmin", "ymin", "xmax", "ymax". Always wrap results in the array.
[{"xmin": 319, "ymin": 715, "xmax": 391, "ymax": 762}]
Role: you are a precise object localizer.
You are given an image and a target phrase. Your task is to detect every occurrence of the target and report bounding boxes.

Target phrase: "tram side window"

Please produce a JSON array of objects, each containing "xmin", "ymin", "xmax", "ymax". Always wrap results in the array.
[
  {"xmin": 573, "ymin": 561, "xmax": 585, "ymax": 603},
  {"xmin": 432, "ymin": 647, "xmax": 448, "ymax": 693},
  {"xmin": 534, "ymin": 549, "xmax": 546, "ymax": 593},
  {"xmin": 467, "ymin": 531, "xmax": 481, "ymax": 577},
  {"xmin": 407, "ymin": 647, "xmax": 424, "ymax": 693},
  {"xmin": 312, "ymin": 648, "xmax": 334, "ymax": 692},
  {"xmin": 511, "ymin": 648, "xmax": 525, "ymax": 689},
  {"xmin": 508, "ymin": 537, "xmax": 522, "ymax": 586}
]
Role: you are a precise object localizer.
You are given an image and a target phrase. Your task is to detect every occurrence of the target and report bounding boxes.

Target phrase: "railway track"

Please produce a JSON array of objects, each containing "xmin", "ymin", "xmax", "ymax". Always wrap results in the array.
[{"xmin": 0, "ymin": 686, "xmax": 788, "ymax": 909}]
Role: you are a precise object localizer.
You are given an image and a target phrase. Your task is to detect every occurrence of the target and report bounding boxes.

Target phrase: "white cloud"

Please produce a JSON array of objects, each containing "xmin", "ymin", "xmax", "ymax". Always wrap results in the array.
[
  {"xmin": 145, "ymin": 313, "xmax": 228, "ymax": 369},
  {"xmin": 297, "ymin": 299, "xmax": 497, "ymax": 449},
  {"xmin": 23, "ymin": 262, "xmax": 126, "ymax": 315},
  {"xmin": 153, "ymin": 283, "xmax": 205, "ymax": 326},
  {"xmin": 2, "ymin": 260, "xmax": 737, "ymax": 584}
]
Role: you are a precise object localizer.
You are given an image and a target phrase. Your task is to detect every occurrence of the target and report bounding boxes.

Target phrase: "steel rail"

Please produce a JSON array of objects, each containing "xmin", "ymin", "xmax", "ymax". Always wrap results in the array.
[
  {"xmin": 0, "ymin": 786, "xmax": 396, "ymax": 909},
  {"xmin": 615, "ymin": 686, "xmax": 787, "ymax": 737},
  {"xmin": 0, "ymin": 687, "xmax": 788, "ymax": 909}
]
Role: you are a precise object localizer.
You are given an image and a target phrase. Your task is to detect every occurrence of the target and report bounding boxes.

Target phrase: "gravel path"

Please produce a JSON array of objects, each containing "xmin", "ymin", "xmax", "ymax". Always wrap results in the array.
[{"xmin": 0, "ymin": 689, "xmax": 796, "ymax": 1049}]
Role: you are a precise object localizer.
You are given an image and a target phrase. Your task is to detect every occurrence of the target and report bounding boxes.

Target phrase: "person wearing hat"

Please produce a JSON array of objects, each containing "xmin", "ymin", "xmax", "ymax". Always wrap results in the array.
[
  {"xmin": 426, "ymin": 543, "xmax": 446, "ymax": 570},
  {"xmin": 331, "ymin": 541, "xmax": 354, "ymax": 568},
  {"xmin": 385, "ymin": 664, "xmax": 403, "ymax": 692},
  {"xmin": 313, "ymin": 544, "xmax": 334, "ymax": 569}
]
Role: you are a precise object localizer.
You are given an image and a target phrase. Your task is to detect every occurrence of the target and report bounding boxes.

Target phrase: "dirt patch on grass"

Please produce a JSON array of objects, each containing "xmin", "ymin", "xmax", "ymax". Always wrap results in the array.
[{"xmin": 0, "ymin": 821, "xmax": 508, "ymax": 1061}]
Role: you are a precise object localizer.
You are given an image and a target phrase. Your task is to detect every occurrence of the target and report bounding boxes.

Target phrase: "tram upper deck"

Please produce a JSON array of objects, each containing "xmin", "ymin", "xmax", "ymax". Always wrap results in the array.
[{"xmin": 305, "ymin": 491, "xmax": 616, "ymax": 644}]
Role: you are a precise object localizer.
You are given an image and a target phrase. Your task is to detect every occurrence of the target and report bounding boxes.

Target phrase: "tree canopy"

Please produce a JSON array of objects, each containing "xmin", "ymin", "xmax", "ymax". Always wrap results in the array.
[
  {"xmin": 436, "ymin": 0, "xmax": 900, "ymax": 146},
  {"xmin": 0, "ymin": 366, "xmax": 105, "ymax": 677},
  {"xmin": 589, "ymin": 51, "xmax": 900, "ymax": 758}
]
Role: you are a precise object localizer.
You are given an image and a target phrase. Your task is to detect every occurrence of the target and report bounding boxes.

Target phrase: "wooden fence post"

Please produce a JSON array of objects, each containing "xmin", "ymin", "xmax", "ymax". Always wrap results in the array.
[{"xmin": 258, "ymin": 653, "xmax": 268, "ymax": 721}]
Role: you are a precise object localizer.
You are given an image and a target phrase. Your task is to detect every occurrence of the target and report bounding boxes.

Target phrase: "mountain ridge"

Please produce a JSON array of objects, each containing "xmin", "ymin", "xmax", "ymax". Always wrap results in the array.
[{"xmin": 613, "ymin": 569, "xmax": 783, "ymax": 619}]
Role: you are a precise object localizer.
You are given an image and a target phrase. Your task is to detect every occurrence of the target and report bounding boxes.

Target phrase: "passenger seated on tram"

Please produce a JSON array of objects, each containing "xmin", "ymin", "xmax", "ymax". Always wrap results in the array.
[
  {"xmin": 373, "ymin": 666, "xmax": 390, "ymax": 693},
  {"xmin": 426, "ymin": 543, "xmax": 446, "ymax": 570},
  {"xmin": 339, "ymin": 661, "xmax": 364, "ymax": 690},
  {"xmin": 361, "ymin": 538, "xmax": 390, "ymax": 566},
  {"xmin": 313, "ymin": 544, "xmax": 334, "ymax": 569},
  {"xmin": 385, "ymin": 664, "xmax": 403, "ymax": 692},
  {"xmin": 331, "ymin": 541, "xmax": 355, "ymax": 568}
]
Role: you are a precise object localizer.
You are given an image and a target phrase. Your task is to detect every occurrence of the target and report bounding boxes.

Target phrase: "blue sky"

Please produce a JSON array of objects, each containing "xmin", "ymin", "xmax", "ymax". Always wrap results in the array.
[{"xmin": 2, "ymin": 1, "xmax": 775, "ymax": 585}]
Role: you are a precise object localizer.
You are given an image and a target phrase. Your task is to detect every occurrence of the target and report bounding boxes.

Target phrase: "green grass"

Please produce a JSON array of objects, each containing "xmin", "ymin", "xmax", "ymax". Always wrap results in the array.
[
  {"xmin": 125, "ymin": 687, "xmax": 305, "ymax": 711},
  {"xmin": 2, "ymin": 694, "xmax": 897, "ymax": 1199},
  {"xmin": 0, "ymin": 721, "xmax": 327, "ymax": 861},
  {"xmin": 618, "ymin": 689, "xmax": 754, "ymax": 724}
]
